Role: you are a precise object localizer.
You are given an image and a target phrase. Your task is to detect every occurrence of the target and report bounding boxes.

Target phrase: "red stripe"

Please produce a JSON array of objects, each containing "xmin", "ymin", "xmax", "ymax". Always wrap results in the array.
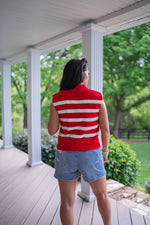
[
  {"xmin": 60, "ymin": 120, "xmax": 99, "ymax": 127},
  {"xmin": 59, "ymin": 112, "xmax": 99, "ymax": 118}
]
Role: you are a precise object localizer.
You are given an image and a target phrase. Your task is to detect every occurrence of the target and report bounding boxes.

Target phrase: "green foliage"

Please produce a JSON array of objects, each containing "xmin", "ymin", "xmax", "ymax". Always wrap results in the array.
[
  {"xmin": 13, "ymin": 129, "xmax": 28, "ymax": 152},
  {"xmin": 41, "ymin": 129, "xmax": 57, "ymax": 167},
  {"xmin": 145, "ymin": 181, "xmax": 150, "ymax": 194},
  {"xmin": 103, "ymin": 23, "xmax": 150, "ymax": 134},
  {"xmin": 105, "ymin": 135, "xmax": 141, "ymax": 187},
  {"xmin": 0, "ymin": 129, "xmax": 2, "ymax": 139},
  {"xmin": 10, "ymin": 44, "xmax": 82, "ymax": 130},
  {"xmin": 40, "ymin": 44, "xmax": 82, "ymax": 127},
  {"xmin": 13, "ymin": 129, "xmax": 58, "ymax": 167}
]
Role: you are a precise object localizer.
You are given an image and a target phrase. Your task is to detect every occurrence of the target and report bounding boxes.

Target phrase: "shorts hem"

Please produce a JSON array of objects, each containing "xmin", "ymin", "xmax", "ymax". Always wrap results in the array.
[
  {"xmin": 86, "ymin": 172, "xmax": 106, "ymax": 183},
  {"xmin": 54, "ymin": 174, "xmax": 79, "ymax": 181}
]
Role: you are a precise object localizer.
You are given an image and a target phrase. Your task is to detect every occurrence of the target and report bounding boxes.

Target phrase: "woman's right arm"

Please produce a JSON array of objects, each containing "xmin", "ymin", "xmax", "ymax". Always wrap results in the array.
[
  {"xmin": 99, "ymin": 102, "xmax": 110, "ymax": 162},
  {"xmin": 47, "ymin": 102, "xmax": 59, "ymax": 136}
]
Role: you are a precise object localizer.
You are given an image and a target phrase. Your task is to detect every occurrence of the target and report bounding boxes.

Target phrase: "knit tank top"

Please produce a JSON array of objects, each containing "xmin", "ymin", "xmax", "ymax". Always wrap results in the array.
[{"xmin": 52, "ymin": 84, "xmax": 103, "ymax": 151}]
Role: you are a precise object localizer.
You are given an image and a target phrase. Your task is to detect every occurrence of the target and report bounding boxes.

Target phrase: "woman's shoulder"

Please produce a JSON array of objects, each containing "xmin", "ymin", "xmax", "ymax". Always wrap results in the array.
[
  {"xmin": 52, "ymin": 89, "xmax": 70, "ymax": 102},
  {"xmin": 86, "ymin": 87, "xmax": 103, "ymax": 100}
]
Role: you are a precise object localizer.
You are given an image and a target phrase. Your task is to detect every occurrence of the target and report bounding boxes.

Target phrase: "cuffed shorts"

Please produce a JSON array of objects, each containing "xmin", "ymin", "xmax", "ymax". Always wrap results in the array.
[{"xmin": 54, "ymin": 148, "xmax": 106, "ymax": 183}]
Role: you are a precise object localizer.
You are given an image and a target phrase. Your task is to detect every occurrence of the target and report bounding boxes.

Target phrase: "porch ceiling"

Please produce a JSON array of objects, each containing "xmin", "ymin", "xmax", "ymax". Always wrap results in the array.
[{"xmin": 0, "ymin": 0, "xmax": 150, "ymax": 64}]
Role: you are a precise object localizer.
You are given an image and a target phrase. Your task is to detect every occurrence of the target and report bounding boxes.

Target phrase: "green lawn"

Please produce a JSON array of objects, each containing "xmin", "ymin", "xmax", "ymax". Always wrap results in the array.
[{"xmin": 129, "ymin": 144, "xmax": 150, "ymax": 188}]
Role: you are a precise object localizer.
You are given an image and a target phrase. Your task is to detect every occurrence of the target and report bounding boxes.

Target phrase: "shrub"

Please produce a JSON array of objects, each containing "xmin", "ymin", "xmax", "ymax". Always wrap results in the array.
[
  {"xmin": 13, "ymin": 129, "xmax": 28, "ymax": 152},
  {"xmin": 0, "ymin": 129, "xmax": 2, "ymax": 139},
  {"xmin": 105, "ymin": 135, "xmax": 141, "ymax": 187},
  {"xmin": 13, "ymin": 129, "xmax": 57, "ymax": 167},
  {"xmin": 145, "ymin": 181, "xmax": 150, "ymax": 194},
  {"xmin": 41, "ymin": 129, "xmax": 57, "ymax": 167}
]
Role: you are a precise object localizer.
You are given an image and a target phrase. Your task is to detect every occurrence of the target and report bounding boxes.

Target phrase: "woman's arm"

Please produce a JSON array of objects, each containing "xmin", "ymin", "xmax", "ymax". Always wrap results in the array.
[
  {"xmin": 99, "ymin": 102, "xmax": 110, "ymax": 162},
  {"xmin": 47, "ymin": 102, "xmax": 59, "ymax": 135}
]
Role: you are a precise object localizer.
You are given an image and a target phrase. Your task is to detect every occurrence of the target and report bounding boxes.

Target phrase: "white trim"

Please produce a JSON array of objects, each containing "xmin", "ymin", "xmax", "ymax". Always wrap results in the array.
[
  {"xmin": 53, "ymin": 100, "xmax": 103, "ymax": 106},
  {"xmin": 61, "ymin": 124, "xmax": 99, "ymax": 131},
  {"xmin": 59, "ymin": 132, "xmax": 99, "ymax": 138},
  {"xmin": 82, "ymin": 23, "xmax": 106, "ymax": 33},
  {"xmin": 95, "ymin": 0, "xmax": 150, "ymax": 24},
  {"xmin": 27, "ymin": 48, "xmax": 42, "ymax": 54},
  {"xmin": 60, "ymin": 117, "xmax": 98, "ymax": 122},
  {"xmin": 58, "ymin": 109, "xmax": 99, "ymax": 114}
]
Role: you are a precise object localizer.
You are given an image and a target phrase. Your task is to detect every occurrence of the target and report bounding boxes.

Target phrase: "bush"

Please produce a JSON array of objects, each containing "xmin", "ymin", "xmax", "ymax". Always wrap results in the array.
[
  {"xmin": 13, "ymin": 129, "xmax": 28, "ymax": 152},
  {"xmin": 41, "ymin": 129, "xmax": 57, "ymax": 167},
  {"xmin": 145, "ymin": 181, "xmax": 150, "ymax": 194},
  {"xmin": 13, "ymin": 129, "xmax": 57, "ymax": 167},
  {"xmin": 0, "ymin": 129, "xmax": 2, "ymax": 139},
  {"xmin": 105, "ymin": 135, "xmax": 141, "ymax": 187}
]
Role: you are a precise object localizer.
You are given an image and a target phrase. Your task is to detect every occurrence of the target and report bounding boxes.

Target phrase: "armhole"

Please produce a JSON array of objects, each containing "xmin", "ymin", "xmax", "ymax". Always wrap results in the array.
[{"xmin": 99, "ymin": 93, "xmax": 104, "ymax": 108}]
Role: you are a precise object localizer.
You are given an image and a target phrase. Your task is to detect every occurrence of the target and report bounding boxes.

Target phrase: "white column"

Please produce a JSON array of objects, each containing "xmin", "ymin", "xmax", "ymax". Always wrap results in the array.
[
  {"xmin": 78, "ymin": 24, "xmax": 105, "ymax": 201},
  {"xmin": 27, "ymin": 49, "xmax": 43, "ymax": 167},
  {"xmin": 1, "ymin": 62, "xmax": 14, "ymax": 149}
]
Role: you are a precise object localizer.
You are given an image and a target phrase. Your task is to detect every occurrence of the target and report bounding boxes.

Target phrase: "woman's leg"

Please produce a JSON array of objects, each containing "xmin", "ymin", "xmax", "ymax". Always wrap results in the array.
[
  {"xmin": 58, "ymin": 179, "xmax": 77, "ymax": 225},
  {"xmin": 89, "ymin": 175, "xmax": 111, "ymax": 225}
]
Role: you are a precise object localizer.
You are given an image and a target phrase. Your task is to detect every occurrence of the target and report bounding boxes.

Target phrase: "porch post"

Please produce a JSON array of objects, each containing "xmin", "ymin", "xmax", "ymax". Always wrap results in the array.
[
  {"xmin": 78, "ymin": 23, "xmax": 105, "ymax": 201},
  {"xmin": 1, "ymin": 62, "xmax": 14, "ymax": 149},
  {"xmin": 27, "ymin": 48, "xmax": 43, "ymax": 167}
]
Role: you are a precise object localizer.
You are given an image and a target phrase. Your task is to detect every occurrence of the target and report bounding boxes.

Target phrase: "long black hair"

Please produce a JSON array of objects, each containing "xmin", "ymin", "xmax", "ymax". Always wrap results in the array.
[{"xmin": 60, "ymin": 58, "xmax": 88, "ymax": 90}]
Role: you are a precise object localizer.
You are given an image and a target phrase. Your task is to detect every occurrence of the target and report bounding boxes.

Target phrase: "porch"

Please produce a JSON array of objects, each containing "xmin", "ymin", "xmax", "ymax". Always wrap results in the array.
[{"xmin": 0, "ymin": 141, "xmax": 150, "ymax": 225}]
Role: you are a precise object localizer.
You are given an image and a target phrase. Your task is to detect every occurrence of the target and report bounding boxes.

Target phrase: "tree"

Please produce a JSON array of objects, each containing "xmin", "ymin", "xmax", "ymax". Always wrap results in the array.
[
  {"xmin": 11, "ymin": 44, "xmax": 82, "ymax": 129},
  {"xmin": 11, "ymin": 62, "xmax": 27, "ymax": 128},
  {"xmin": 103, "ymin": 23, "xmax": 150, "ymax": 137}
]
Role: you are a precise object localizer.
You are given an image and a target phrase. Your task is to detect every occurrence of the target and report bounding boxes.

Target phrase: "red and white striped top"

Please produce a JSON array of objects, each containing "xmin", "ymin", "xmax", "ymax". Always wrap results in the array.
[{"xmin": 52, "ymin": 84, "xmax": 103, "ymax": 151}]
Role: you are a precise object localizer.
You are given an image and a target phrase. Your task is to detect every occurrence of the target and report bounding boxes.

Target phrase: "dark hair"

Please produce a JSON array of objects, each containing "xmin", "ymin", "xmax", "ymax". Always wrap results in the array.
[{"xmin": 60, "ymin": 58, "xmax": 88, "ymax": 90}]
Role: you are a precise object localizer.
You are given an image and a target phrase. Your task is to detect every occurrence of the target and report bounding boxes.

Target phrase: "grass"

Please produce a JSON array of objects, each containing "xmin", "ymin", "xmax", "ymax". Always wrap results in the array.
[{"xmin": 129, "ymin": 144, "xmax": 150, "ymax": 188}]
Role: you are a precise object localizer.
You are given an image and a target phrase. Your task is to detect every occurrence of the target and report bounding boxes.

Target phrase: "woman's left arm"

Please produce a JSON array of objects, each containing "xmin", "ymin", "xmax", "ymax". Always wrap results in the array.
[{"xmin": 47, "ymin": 102, "xmax": 59, "ymax": 135}]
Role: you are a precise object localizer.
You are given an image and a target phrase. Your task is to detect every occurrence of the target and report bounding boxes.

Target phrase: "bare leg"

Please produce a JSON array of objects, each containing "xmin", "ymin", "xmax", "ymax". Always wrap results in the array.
[
  {"xmin": 58, "ymin": 179, "xmax": 77, "ymax": 225},
  {"xmin": 89, "ymin": 175, "xmax": 111, "ymax": 225}
]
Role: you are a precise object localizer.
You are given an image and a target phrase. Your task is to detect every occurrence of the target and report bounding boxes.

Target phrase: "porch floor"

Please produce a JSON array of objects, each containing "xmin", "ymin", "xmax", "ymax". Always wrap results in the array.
[{"xmin": 0, "ymin": 141, "xmax": 150, "ymax": 225}]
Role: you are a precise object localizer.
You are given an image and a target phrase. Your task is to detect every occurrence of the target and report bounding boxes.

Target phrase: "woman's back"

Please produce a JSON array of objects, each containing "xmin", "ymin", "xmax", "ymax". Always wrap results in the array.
[{"xmin": 52, "ymin": 83, "xmax": 103, "ymax": 151}]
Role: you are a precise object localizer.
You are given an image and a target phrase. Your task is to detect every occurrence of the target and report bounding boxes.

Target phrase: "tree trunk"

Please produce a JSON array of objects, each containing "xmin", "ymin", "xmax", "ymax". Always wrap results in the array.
[
  {"xmin": 23, "ymin": 104, "xmax": 27, "ymax": 129},
  {"xmin": 113, "ymin": 106, "xmax": 122, "ymax": 138}
]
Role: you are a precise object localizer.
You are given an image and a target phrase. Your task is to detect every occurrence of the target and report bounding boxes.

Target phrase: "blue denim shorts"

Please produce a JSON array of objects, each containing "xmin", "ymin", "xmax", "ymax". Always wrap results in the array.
[{"xmin": 54, "ymin": 148, "xmax": 106, "ymax": 183}]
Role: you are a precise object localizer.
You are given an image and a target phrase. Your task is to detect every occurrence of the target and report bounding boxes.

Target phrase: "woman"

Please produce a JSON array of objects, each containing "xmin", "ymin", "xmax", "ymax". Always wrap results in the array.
[{"xmin": 47, "ymin": 58, "xmax": 111, "ymax": 225}]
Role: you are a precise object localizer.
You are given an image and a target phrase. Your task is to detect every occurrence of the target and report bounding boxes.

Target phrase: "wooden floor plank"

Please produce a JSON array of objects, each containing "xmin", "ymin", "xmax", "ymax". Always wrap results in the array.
[
  {"xmin": 117, "ymin": 201, "xmax": 132, "ymax": 225},
  {"xmin": 92, "ymin": 200, "xmax": 103, "ymax": 225},
  {"xmin": 9, "ymin": 169, "xmax": 55, "ymax": 225},
  {"xmin": 0, "ymin": 164, "xmax": 47, "ymax": 207},
  {"xmin": 78, "ymin": 200, "xmax": 94, "ymax": 225},
  {"xmin": 0, "ymin": 146, "xmax": 149, "ymax": 225},
  {"xmin": 74, "ymin": 196, "xmax": 83, "ymax": 225},
  {"xmin": 144, "ymin": 216, "xmax": 150, "ymax": 225},
  {"xmin": 0, "ymin": 164, "xmax": 49, "ymax": 222},
  {"xmin": 130, "ymin": 208, "xmax": 146, "ymax": 225},
  {"xmin": 37, "ymin": 186, "xmax": 60, "ymax": 225},
  {"xmin": 109, "ymin": 198, "xmax": 118, "ymax": 225},
  {"xmin": 22, "ymin": 174, "xmax": 58, "ymax": 225},
  {"xmin": 0, "ymin": 150, "xmax": 26, "ymax": 176},
  {"xmin": 0, "ymin": 161, "xmax": 28, "ymax": 194},
  {"xmin": 51, "ymin": 205, "xmax": 62, "ymax": 225}
]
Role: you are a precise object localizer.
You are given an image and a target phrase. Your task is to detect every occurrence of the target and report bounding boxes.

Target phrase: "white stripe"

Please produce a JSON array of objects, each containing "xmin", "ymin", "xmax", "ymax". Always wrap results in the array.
[
  {"xmin": 61, "ymin": 124, "xmax": 99, "ymax": 131},
  {"xmin": 58, "ymin": 109, "xmax": 99, "ymax": 114},
  {"xmin": 60, "ymin": 117, "xmax": 98, "ymax": 122},
  {"xmin": 53, "ymin": 100, "xmax": 103, "ymax": 106},
  {"xmin": 59, "ymin": 132, "xmax": 99, "ymax": 138}
]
